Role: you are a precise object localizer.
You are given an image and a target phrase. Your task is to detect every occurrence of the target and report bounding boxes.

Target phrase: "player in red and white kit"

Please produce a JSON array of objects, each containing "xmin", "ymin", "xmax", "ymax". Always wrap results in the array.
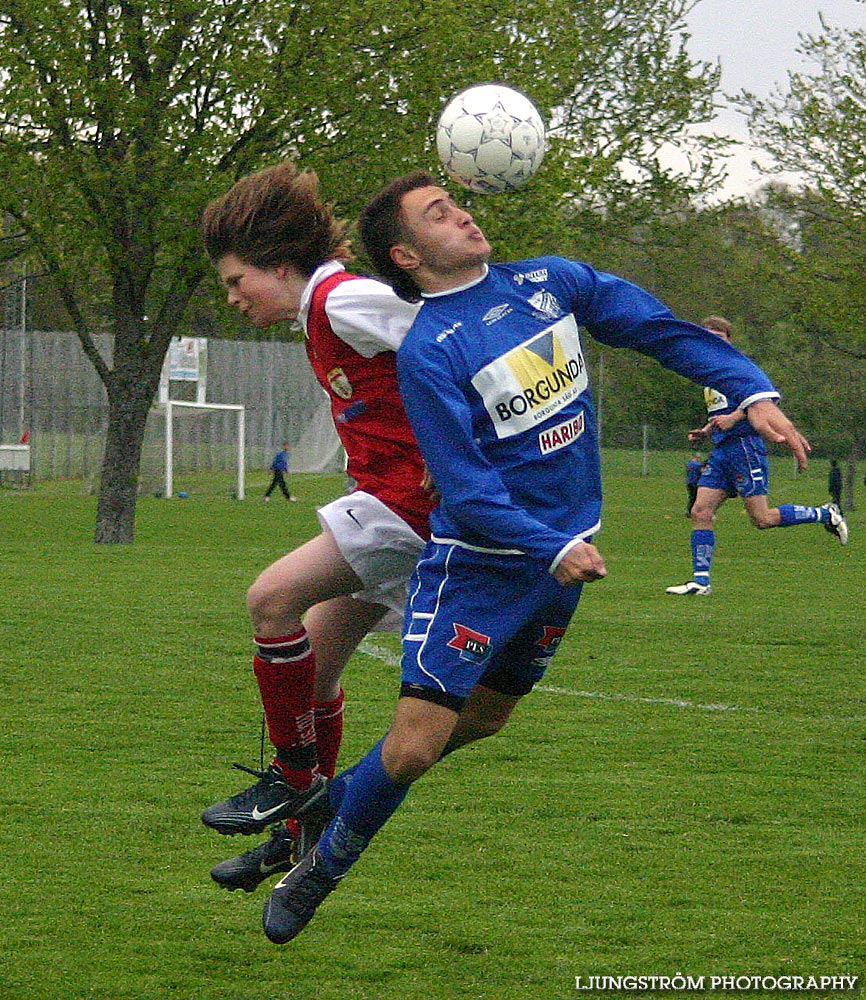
[{"xmin": 199, "ymin": 162, "xmax": 437, "ymax": 890}]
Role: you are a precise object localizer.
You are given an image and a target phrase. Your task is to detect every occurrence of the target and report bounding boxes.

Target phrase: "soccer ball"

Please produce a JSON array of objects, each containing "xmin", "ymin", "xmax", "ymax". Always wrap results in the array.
[{"xmin": 436, "ymin": 84, "xmax": 546, "ymax": 194}]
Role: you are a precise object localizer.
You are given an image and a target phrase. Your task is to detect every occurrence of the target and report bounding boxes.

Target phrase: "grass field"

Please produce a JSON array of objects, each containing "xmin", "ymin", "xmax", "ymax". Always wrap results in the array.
[{"xmin": 1, "ymin": 453, "xmax": 863, "ymax": 1000}]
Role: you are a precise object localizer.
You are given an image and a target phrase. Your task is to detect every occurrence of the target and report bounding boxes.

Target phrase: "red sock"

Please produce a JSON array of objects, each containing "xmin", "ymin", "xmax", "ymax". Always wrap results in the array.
[
  {"xmin": 253, "ymin": 630, "xmax": 318, "ymax": 789},
  {"xmin": 313, "ymin": 690, "xmax": 345, "ymax": 779}
]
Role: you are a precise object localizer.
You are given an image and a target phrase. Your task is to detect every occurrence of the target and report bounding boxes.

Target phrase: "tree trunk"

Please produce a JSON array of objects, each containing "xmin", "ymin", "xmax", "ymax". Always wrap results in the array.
[{"xmin": 94, "ymin": 381, "xmax": 154, "ymax": 544}]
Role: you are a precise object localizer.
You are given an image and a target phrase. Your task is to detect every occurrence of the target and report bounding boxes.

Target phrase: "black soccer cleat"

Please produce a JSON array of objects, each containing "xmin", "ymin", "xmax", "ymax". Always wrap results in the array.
[
  {"xmin": 210, "ymin": 823, "xmax": 297, "ymax": 893},
  {"xmin": 202, "ymin": 764, "xmax": 331, "ymax": 836},
  {"xmin": 262, "ymin": 847, "xmax": 343, "ymax": 944}
]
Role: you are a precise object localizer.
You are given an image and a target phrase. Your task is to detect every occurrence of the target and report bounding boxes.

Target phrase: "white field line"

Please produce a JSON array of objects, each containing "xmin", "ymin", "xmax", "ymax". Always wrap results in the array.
[{"xmin": 358, "ymin": 639, "xmax": 863, "ymax": 724}]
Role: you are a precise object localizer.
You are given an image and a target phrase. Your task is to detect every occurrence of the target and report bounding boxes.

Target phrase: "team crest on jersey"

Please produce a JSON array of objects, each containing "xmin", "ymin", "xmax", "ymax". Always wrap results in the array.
[
  {"xmin": 328, "ymin": 366, "xmax": 353, "ymax": 400},
  {"xmin": 528, "ymin": 289, "xmax": 564, "ymax": 321},
  {"xmin": 447, "ymin": 623, "xmax": 492, "ymax": 665},
  {"xmin": 471, "ymin": 315, "xmax": 588, "ymax": 439},
  {"xmin": 513, "ymin": 268, "xmax": 549, "ymax": 285}
]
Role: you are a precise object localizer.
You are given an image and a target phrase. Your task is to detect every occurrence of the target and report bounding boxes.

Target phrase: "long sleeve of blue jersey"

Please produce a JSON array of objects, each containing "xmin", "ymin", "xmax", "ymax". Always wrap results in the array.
[{"xmin": 570, "ymin": 264, "xmax": 779, "ymax": 406}]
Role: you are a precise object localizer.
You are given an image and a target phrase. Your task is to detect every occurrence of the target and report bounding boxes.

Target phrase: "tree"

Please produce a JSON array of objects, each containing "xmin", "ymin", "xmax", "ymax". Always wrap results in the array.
[
  {"xmin": 0, "ymin": 0, "xmax": 720, "ymax": 542},
  {"xmin": 739, "ymin": 13, "xmax": 866, "ymax": 356},
  {"xmin": 738, "ymin": 16, "xmax": 866, "ymax": 495}
]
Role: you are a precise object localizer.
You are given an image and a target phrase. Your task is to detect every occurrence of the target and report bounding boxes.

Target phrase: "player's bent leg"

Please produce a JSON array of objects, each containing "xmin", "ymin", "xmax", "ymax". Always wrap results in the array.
[
  {"xmin": 303, "ymin": 595, "xmax": 389, "ymax": 704},
  {"xmin": 442, "ymin": 684, "xmax": 520, "ymax": 755},
  {"xmin": 743, "ymin": 495, "xmax": 779, "ymax": 530},
  {"xmin": 382, "ymin": 694, "xmax": 460, "ymax": 783},
  {"xmin": 247, "ymin": 529, "xmax": 365, "ymax": 635},
  {"xmin": 262, "ymin": 696, "xmax": 459, "ymax": 944},
  {"xmin": 202, "ymin": 533, "xmax": 367, "ymax": 836}
]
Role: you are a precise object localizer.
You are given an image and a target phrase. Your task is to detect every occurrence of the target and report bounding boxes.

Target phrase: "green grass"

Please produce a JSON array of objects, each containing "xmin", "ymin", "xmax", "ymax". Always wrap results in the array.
[{"xmin": 1, "ymin": 455, "xmax": 863, "ymax": 1000}]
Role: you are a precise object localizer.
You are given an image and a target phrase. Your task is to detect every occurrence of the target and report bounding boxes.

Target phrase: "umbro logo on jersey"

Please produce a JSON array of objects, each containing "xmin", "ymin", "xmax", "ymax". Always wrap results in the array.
[
  {"xmin": 513, "ymin": 268, "xmax": 549, "ymax": 285},
  {"xmin": 483, "ymin": 303, "xmax": 513, "ymax": 325}
]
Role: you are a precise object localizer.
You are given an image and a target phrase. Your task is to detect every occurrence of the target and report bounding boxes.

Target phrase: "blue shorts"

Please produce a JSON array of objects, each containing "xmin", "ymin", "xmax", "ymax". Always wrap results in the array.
[
  {"xmin": 699, "ymin": 435, "xmax": 769, "ymax": 499},
  {"xmin": 400, "ymin": 541, "xmax": 583, "ymax": 709}
]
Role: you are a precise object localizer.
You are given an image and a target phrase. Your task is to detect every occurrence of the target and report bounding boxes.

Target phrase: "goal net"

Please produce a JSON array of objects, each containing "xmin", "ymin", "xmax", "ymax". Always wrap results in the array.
[{"xmin": 138, "ymin": 337, "xmax": 246, "ymax": 499}]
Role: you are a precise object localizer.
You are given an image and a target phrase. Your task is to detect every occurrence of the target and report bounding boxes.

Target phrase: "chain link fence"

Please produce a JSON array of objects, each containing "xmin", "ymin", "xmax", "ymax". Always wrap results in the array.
[{"xmin": 0, "ymin": 326, "xmax": 340, "ymax": 489}]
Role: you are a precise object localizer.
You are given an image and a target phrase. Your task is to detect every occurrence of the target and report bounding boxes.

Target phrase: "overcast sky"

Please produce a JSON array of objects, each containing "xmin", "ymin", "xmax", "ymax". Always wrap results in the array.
[{"xmin": 683, "ymin": 0, "xmax": 865, "ymax": 193}]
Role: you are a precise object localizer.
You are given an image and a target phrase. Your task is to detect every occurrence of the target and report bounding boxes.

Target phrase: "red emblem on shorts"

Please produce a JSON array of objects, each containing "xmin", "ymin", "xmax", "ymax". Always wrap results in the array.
[{"xmin": 447, "ymin": 623, "xmax": 492, "ymax": 664}]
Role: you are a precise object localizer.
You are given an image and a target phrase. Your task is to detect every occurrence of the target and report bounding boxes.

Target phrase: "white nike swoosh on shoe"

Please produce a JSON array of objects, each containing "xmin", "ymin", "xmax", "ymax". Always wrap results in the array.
[{"xmin": 251, "ymin": 803, "xmax": 290, "ymax": 822}]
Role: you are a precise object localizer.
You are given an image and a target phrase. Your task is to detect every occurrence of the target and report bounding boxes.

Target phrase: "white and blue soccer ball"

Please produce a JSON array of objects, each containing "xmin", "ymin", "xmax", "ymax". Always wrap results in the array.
[{"xmin": 436, "ymin": 84, "xmax": 546, "ymax": 194}]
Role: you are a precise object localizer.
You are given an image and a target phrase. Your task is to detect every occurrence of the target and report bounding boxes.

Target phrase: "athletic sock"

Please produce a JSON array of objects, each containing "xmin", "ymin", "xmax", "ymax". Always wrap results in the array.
[
  {"xmin": 691, "ymin": 528, "xmax": 714, "ymax": 587},
  {"xmin": 318, "ymin": 739, "xmax": 410, "ymax": 878},
  {"xmin": 313, "ymin": 690, "xmax": 345, "ymax": 779},
  {"xmin": 253, "ymin": 630, "xmax": 318, "ymax": 789},
  {"xmin": 778, "ymin": 504, "xmax": 823, "ymax": 526}
]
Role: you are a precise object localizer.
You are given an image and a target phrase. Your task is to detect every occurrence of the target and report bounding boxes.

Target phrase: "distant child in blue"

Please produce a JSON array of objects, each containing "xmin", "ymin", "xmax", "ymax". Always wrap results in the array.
[
  {"xmin": 685, "ymin": 453, "xmax": 705, "ymax": 516},
  {"xmin": 264, "ymin": 442, "xmax": 297, "ymax": 501},
  {"xmin": 666, "ymin": 316, "xmax": 847, "ymax": 597}
]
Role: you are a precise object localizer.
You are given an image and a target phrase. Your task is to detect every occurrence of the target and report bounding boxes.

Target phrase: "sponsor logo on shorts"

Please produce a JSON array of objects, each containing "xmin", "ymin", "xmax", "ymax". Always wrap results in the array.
[
  {"xmin": 539, "ymin": 412, "xmax": 585, "ymax": 455},
  {"xmin": 537, "ymin": 626, "xmax": 566, "ymax": 651},
  {"xmin": 447, "ymin": 623, "xmax": 492, "ymax": 665}
]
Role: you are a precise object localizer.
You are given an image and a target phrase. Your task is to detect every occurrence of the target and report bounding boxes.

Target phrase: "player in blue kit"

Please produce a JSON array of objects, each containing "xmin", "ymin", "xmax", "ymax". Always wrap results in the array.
[
  {"xmin": 259, "ymin": 172, "xmax": 813, "ymax": 944},
  {"xmin": 666, "ymin": 315, "xmax": 848, "ymax": 596}
]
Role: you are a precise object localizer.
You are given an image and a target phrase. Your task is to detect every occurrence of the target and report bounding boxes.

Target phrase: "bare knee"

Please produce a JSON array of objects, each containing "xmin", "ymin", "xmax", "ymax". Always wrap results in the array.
[
  {"xmin": 690, "ymin": 504, "xmax": 715, "ymax": 528},
  {"xmin": 246, "ymin": 575, "xmax": 302, "ymax": 633},
  {"xmin": 383, "ymin": 699, "xmax": 458, "ymax": 783}
]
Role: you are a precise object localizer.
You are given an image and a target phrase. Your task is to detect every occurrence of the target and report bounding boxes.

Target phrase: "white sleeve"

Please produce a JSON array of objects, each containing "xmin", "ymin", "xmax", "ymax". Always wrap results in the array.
[{"xmin": 324, "ymin": 277, "xmax": 421, "ymax": 356}]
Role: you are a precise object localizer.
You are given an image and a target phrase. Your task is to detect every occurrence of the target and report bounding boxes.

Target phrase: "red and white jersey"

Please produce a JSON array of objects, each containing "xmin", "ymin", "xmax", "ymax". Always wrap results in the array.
[{"xmin": 297, "ymin": 261, "xmax": 435, "ymax": 538}]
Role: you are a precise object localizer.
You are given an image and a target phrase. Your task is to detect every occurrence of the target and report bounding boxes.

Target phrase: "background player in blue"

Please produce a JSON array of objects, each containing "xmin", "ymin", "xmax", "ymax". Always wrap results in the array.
[
  {"xmin": 666, "ymin": 315, "xmax": 847, "ymax": 597},
  {"xmin": 685, "ymin": 452, "xmax": 705, "ymax": 516},
  {"xmin": 259, "ymin": 171, "xmax": 813, "ymax": 945}
]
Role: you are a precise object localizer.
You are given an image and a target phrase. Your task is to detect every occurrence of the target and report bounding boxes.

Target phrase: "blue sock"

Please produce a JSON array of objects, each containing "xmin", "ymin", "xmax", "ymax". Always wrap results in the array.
[
  {"xmin": 318, "ymin": 738, "xmax": 411, "ymax": 878},
  {"xmin": 691, "ymin": 529, "xmax": 714, "ymax": 586},
  {"xmin": 778, "ymin": 504, "xmax": 822, "ymax": 526}
]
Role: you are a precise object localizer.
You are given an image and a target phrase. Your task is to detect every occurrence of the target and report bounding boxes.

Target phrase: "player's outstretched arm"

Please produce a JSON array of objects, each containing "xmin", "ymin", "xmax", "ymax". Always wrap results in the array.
[{"xmin": 746, "ymin": 400, "xmax": 811, "ymax": 472}]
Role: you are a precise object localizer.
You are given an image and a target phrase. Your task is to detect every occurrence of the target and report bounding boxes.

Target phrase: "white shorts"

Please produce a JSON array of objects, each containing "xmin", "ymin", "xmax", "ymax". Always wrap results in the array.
[{"xmin": 317, "ymin": 491, "xmax": 426, "ymax": 626}]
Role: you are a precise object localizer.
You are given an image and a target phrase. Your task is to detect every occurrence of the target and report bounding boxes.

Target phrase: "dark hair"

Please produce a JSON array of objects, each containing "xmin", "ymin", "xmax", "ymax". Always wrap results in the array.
[
  {"xmin": 201, "ymin": 160, "xmax": 351, "ymax": 276},
  {"xmin": 358, "ymin": 171, "xmax": 438, "ymax": 302}
]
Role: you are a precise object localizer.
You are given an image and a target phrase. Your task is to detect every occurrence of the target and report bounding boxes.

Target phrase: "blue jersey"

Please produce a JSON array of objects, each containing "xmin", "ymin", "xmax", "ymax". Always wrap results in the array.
[{"xmin": 396, "ymin": 257, "xmax": 779, "ymax": 571}]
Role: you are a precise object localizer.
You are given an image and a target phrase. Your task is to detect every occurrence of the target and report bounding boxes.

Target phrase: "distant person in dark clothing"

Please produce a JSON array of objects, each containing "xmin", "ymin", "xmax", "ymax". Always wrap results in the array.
[
  {"xmin": 828, "ymin": 459, "xmax": 842, "ymax": 508},
  {"xmin": 265, "ymin": 442, "xmax": 297, "ymax": 501}
]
